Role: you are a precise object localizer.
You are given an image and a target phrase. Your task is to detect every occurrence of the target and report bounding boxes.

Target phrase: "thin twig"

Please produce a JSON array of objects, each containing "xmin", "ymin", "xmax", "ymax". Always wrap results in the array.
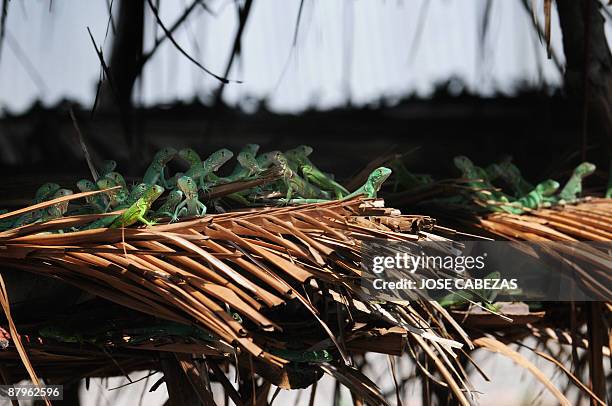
[{"xmin": 145, "ymin": 0, "xmax": 238, "ymax": 84}]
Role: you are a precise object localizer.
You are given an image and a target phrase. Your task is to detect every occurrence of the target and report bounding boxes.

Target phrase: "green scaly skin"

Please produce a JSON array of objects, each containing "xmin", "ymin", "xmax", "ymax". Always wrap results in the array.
[
  {"xmin": 271, "ymin": 152, "xmax": 327, "ymax": 201},
  {"xmin": 214, "ymin": 146, "xmax": 264, "ymax": 185},
  {"xmin": 485, "ymin": 163, "xmax": 504, "ymax": 183},
  {"xmin": 178, "ymin": 148, "xmax": 202, "ymax": 167},
  {"xmin": 284, "ymin": 145, "xmax": 313, "ymax": 172},
  {"xmin": 255, "ymin": 151, "xmax": 282, "ymax": 170},
  {"xmin": 286, "ymin": 167, "xmax": 392, "ymax": 204},
  {"xmin": 498, "ymin": 161, "xmax": 534, "ymax": 197},
  {"xmin": 104, "ymin": 172, "xmax": 128, "ymax": 189},
  {"xmin": 185, "ymin": 148, "xmax": 233, "ymax": 191},
  {"xmin": 77, "ymin": 179, "xmax": 108, "ymax": 213},
  {"xmin": 454, "ymin": 156, "xmax": 511, "ymax": 211},
  {"xmin": 7, "ymin": 183, "xmax": 62, "ymax": 228},
  {"xmin": 556, "ymin": 162, "xmax": 596, "ymax": 203},
  {"xmin": 173, "ymin": 176, "xmax": 206, "ymax": 221},
  {"xmin": 80, "ymin": 184, "xmax": 162, "ymax": 230},
  {"xmin": 109, "ymin": 185, "xmax": 164, "ymax": 228},
  {"xmin": 9, "ymin": 184, "xmax": 66, "ymax": 228},
  {"xmin": 154, "ymin": 190, "xmax": 183, "ymax": 219},
  {"xmin": 345, "ymin": 167, "xmax": 392, "ymax": 199},
  {"xmin": 99, "ymin": 160, "xmax": 117, "ymax": 177},
  {"xmin": 41, "ymin": 189, "xmax": 74, "ymax": 222},
  {"xmin": 389, "ymin": 158, "xmax": 433, "ymax": 191},
  {"xmin": 143, "ymin": 147, "xmax": 177, "ymax": 188},
  {"xmin": 517, "ymin": 179, "xmax": 559, "ymax": 209},
  {"xmin": 301, "ymin": 164, "xmax": 349, "ymax": 198},
  {"xmin": 97, "ymin": 178, "xmax": 128, "ymax": 210},
  {"xmin": 34, "ymin": 183, "xmax": 61, "ymax": 203}
]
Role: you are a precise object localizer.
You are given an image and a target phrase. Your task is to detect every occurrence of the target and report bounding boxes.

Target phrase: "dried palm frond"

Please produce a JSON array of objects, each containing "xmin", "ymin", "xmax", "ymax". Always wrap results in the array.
[{"xmin": 0, "ymin": 196, "xmax": 478, "ymax": 404}]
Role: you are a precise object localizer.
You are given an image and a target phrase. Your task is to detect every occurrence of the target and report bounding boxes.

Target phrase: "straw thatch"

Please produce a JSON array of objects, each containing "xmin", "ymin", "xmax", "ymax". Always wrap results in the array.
[{"xmin": 0, "ymin": 190, "xmax": 609, "ymax": 405}]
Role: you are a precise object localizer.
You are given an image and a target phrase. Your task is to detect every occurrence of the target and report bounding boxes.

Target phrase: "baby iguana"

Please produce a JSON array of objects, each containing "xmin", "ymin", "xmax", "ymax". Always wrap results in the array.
[
  {"xmin": 215, "ymin": 144, "xmax": 263, "ymax": 184},
  {"xmin": 185, "ymin": 148, "xmax": 234, "ymax": 190},
  {"xmin": 8, "ymin": 183, "xmax": 62, "ymax": 228},
  {"xmin": 271, "ymin": 152, "xmax": 326, "ymax": 201},
  {"xmin": 178, "ymin": 148, "xmax": 202, "ymax": 167},
  {"xmin": 41, "ymin": 188, "xmax": 74, "ymax": 222},
  {"xmin": 77, "ymin": 179, "xmax": 108, "ymax": 213},
  {"xmin": 498, "ymin": 160, "xmax": 534, "ymax": 197},
  {"xmin": 103, "ymin": 172, "xmax": 128, "ymax": 189},
  {"xmin": 256, "ymin": 150, "xmax": 282, "ymax": 170},
  {"xmin": 284, "ymin": 145, "xmax": 314, "ymax": 172},
  {"xmin": 454, "ymin": 155, "xmax": 510, "ymax": 206},
  {"xmin": 517, "ymin": 179, "xmax": 560, "ymax": 209},
  {"xmin": 345, "ymin": 166, "xmax": 393, "ymax": 199},
  {"xmin": 80, "ymin": 184, "xmax": 150, "ymax": 230},
  {"xmin": 302, "ymin": 165, "xmax": 350, "ymax": 198},
  {"xmin": 389, "ymin": 158, "xmax": 433, "ymax": 191},
  {"xmin": 143, "ymin": 147, "xmax": 177, "ymax": 188},
  {"xmin": 555, "ymin": 162, "xmax": 596, "ymax": 203},
  {"xmin": 154, "ymin": 189, "xmax": 183, "ymax": 219},
  {"xmin": 284, "ymin": 167, "xmax": 392, "ymax": 204},
  {"xmin": 99, "ymin": 160, "xmax": 117, "ymax": 177},
  {"xmin": 501, "ymin": 179, "xmax": 560, "ymax": 214},
  {"xmin": 173, "ymin": 176, "xmax": 207, "ymax": 221},
  {"xmin": 97, "ymin": 177, "xmax": 128, "ymax": 210},
  {"xmin": 109, "ymin": 184, "xmax": 164, "ymax": 228}
]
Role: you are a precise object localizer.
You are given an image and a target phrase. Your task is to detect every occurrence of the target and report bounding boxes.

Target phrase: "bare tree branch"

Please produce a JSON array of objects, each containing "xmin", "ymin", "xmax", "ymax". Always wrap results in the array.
[{"xmin": 145, "ymin": 0, "xmax": 239, "ymax": 84}]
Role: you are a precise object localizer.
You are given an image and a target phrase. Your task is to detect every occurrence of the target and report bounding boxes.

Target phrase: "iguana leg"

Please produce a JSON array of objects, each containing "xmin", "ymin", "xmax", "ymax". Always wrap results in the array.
[
  {"xmin": 197, "ymin": 201, "xmax": 207, "ymax": 216},
  {"xmin": 172, "ymin": 201, "xmax": 187, "ymax": 221},
  {"xmin": 138, "ymin": 215, "xmax": 156, "ymax": 227}
]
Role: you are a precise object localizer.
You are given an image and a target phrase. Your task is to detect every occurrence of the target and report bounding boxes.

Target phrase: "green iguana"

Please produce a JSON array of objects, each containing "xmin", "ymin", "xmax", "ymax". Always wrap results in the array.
[
  {"xmin": 185, "ymin": 148, "xmax": 233, "ymax": 190},
  {"xmin": 173, "ymin": 176, "xmax": 207, "ymax": 221},
  {"xmin": 143, "ymin": 147, "xmax": 177, "ymax": 188},
  {"xmin": 555, "ymin": 162, "xmax": 596, "ymax": 203},
  {"xmin": 154, "ymin": 189, "xmax": 183, "ymax": 219},
  {"xmin": 109, "ymin": 184, "xmax": 164, "ymax": 228}
]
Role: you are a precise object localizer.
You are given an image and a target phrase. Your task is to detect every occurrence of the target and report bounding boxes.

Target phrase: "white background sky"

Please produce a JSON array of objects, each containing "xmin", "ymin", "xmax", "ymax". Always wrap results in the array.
[{"xmin": 0, "ymin": 0, "xmax": 600, "ymax": 116}]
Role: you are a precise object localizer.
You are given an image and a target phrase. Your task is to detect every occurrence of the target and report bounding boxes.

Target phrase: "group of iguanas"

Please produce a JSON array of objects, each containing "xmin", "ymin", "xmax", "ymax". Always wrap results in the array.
[
  {"xmin": 0, "ymin": 145, "xmax": 392, "ymax": 231},
  {"xmin": 453, "ymin": 156, "xmax": 597, "ymax": 214},
  {"xmin": 390, "ymin": 154, "xmax": 598, "ymax": 214}
]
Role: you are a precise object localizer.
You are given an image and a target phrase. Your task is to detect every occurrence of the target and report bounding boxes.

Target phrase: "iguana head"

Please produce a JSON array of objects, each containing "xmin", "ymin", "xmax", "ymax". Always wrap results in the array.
[
  {"xmin": 142, "ymin": 184, "xmax": 165, "ymax": 202},
  {"xmin": 237, "ymin": 151, "xmax": 260, "ymax": 172},
  {"xmin": 35, "ymin": 182, "xmax": 61, "ymax": 201},
  {"xmin": 242, "ymin": 144, "xmax": 260, "ymax": 156},
  {"xmin": 129, "ymin": 183, "xmax": 149, "ymax": 201},
  {"xmin": 574, "ymin": 162, "xmax": 596, "ymax": 178},
  {"xmin": 208, "ymin": 148, "xmax": 234, "ymax": 171},
  {"xmin": 536, "ymin": 179, "xmax": 559, "ymax": 196},
  {"xmin": 153, "ymin": 147, "xmax": 177, "ymax": 164},
  {"xmin": 178, "ymin": 148, "xmax": 201, "ymax": 166},
  {"xmin": 453, "ymin": 156, "xmax": 474, "ymax": 172},
  {"xmin": 52, "ymin": 188, "xmax": 73, "ymax": 199},
  {"xmin": 257, "ymin": 151, "xmax": 281, "ymax": 167},
  {"xmin": 104, "ymin": 172, "xmax": 127, "ymax": 188},
  {"xmin": 486, "ymin": 164, "xmax": 503, "ymax": 179},
  {"xmin": 177, "ymin": 176, "xmax": 198, "ymax": 197},
  {"xmin": 100, "ymin": 160, "xmax": 117, "ymax": 174},
  {"xmin": 76, "ymin": 179, "xmax": 96, "ymax": 192},
  {"xmin": 270, "ymin": 151, "xmax": 289, "ymax": 168},
  {"xmin": 368, "ymin": 167, "xmax": 392, "ymax": 189},
  {"xmin": 165, "ymin": 189, "xmax": 184, "ymax": 205},
  {"xmin": 285, "ymin": 145, "xmax": 313, "ymax": 159}
]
